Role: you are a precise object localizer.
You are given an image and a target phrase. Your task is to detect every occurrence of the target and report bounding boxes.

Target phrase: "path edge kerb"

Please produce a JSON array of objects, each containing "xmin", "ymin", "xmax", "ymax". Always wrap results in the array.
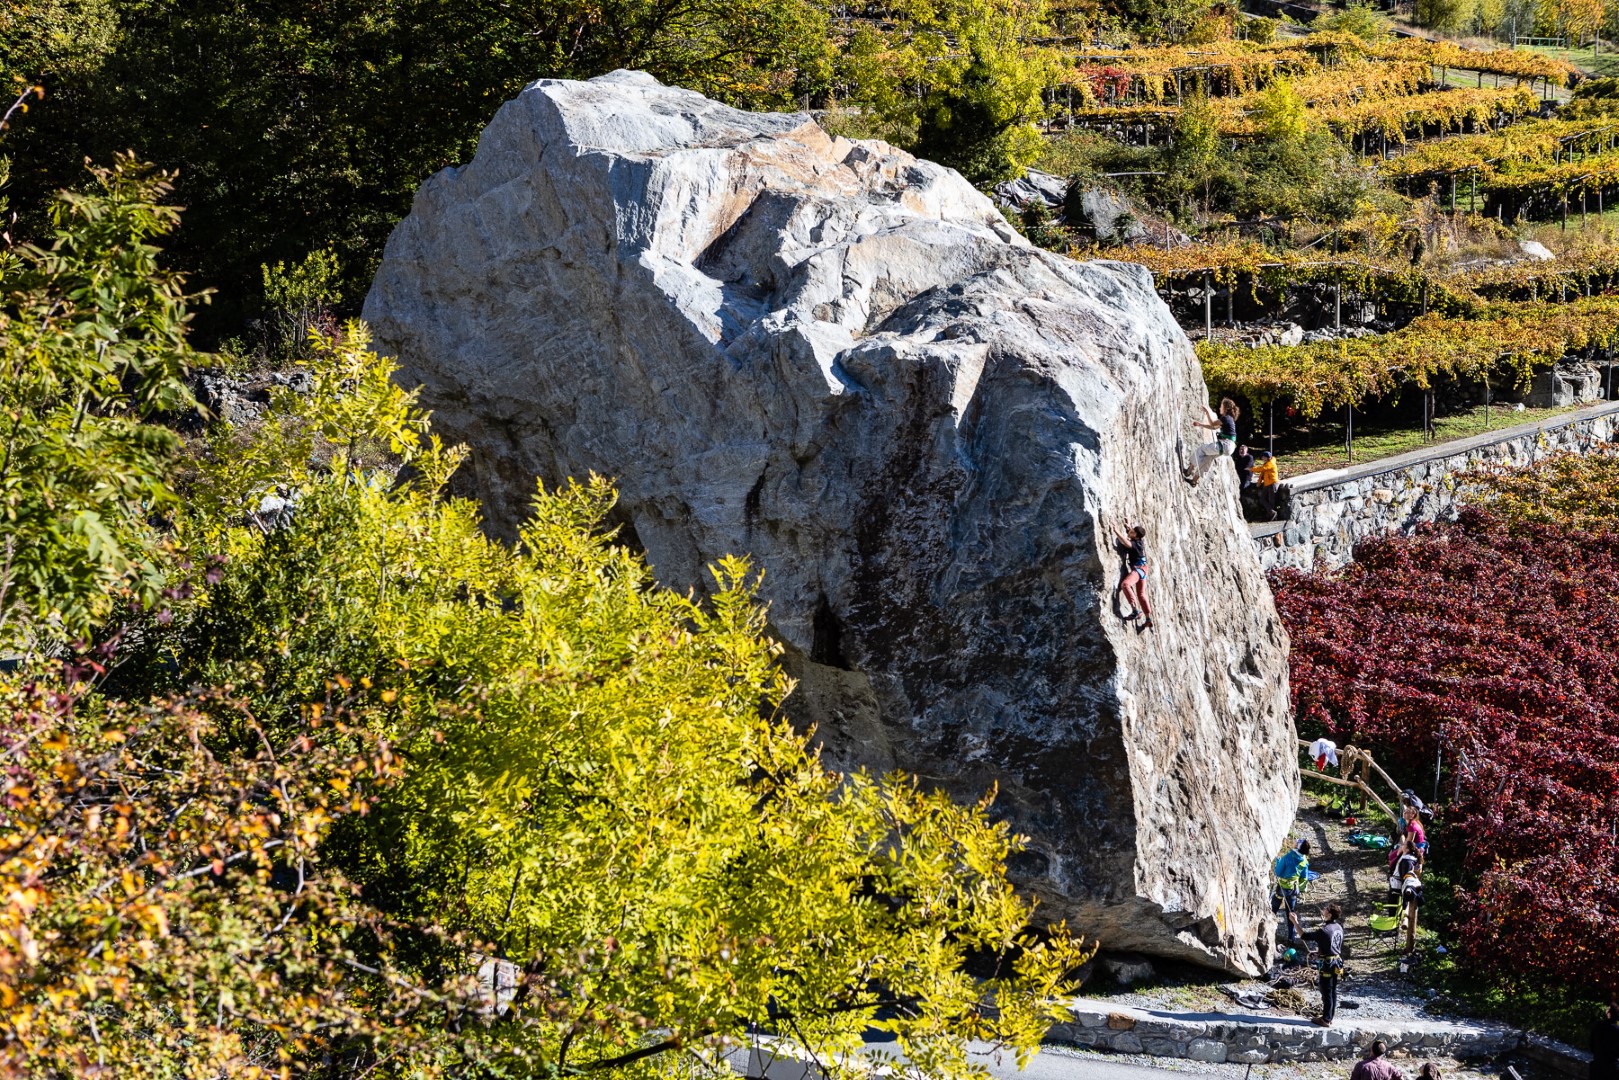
[{"xmin": 1049, "ymin": 997, "xmax": 1593, "ymax": 1070}]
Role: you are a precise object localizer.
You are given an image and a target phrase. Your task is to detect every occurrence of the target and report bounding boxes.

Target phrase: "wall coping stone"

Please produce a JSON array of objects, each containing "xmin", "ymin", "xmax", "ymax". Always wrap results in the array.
[
  {"xmin": 1282, "ymin": 399, "xmax": 1619, "ymax": 497},
  {"xmin": 1048, "ymin": 997, "xmax": 1544, "ymax": 1065}
]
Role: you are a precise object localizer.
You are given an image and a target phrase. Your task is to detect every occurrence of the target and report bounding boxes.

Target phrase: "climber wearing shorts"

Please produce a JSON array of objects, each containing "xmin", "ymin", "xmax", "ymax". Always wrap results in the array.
[{"xmin": 1111, "ymin": 521, "xmax": 1154, "ymax": 632}]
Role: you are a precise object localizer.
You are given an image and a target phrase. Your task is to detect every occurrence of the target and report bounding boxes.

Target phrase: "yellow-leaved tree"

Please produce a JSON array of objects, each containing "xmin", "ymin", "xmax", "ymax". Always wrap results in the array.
[{"xmin": 14, "ymin": 322, "xmax": 1091, "ymax": 1078}]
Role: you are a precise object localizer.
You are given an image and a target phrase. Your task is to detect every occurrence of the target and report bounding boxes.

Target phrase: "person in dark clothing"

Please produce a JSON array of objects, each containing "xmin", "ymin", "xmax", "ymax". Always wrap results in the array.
[
  {"xmin": 1592, "ymin": 1002, "xmax": 1619, "ymax": 1080},
  {"xmin": 1305, "ymin": 903, "xmax": 1345, "ymax": 1027},
  {"xmin": 1234, "ymin": 445, "xmax": 1255, "ymax": 488}
]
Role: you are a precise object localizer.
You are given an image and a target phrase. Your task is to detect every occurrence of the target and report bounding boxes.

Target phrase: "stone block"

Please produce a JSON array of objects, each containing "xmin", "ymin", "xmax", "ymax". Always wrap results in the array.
[
  {"xmin": 1142, "ymin": 1038, "xmax": 1183, "ymax": 1056},
  {"xmin": 1106, "ymin": 1012, "xmax": 1137, "ymax": 1032},
  {"xmin": 1109, "ymin": 1033, "xmax": 1144, "ymax": 1053},
  {"xmin": 364, "ymin": 68, "xmax": 1297, "ymax": 980},
  {"xmin": 1230, "ymin": 1048, "xmax": 1271, "ymax": 1064},
  {"xmin": 1186, "ymin": 1039, "xmax": 1228, "ymax": 1063}
]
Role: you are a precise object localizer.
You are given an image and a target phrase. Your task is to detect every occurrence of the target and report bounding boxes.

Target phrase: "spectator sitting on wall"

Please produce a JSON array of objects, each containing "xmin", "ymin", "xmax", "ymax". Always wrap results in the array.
[
  {"xmin": 1235, "ymin": 444, "xmax": 1255, "ymax": 488},
  {"xmin": 1243, "ymin": 450, "xmax": 1280, "ymax": 522}
]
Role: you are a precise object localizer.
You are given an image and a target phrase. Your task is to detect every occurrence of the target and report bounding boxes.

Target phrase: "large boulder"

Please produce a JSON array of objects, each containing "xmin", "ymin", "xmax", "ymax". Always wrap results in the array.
[{"xmin": 364, "ymin": 71, "xmax": 1298, "ymax": 975}]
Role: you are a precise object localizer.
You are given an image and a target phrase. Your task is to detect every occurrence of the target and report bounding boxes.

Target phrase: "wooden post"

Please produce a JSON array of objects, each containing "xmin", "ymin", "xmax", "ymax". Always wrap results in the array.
[{"xmin": 1346, "ymin": 403, "xmax": 1354, "ymax": 462}]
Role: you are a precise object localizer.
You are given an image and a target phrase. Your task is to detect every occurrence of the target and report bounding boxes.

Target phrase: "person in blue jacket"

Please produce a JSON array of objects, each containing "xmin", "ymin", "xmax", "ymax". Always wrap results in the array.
[{"xmin": 1272, "ymin": 839, "xmax": 1311, "ymax": 944}]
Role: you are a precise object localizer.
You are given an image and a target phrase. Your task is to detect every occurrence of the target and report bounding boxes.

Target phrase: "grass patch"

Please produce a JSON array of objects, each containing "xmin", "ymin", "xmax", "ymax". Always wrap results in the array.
[
  {"xmin": 1521, "ymin": 41, "xmax": 1619, "ymax": 79},
  {"xmin": 1274, "ymin": 401, "xmax": 1591, "ymax": 478}
]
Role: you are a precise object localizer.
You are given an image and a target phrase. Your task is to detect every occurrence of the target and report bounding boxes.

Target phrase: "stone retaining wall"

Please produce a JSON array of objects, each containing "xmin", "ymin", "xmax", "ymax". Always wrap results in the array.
[
  {"xmin": 1050, "ymin": 999, "xmax": 1523, "ymax": 1065},
  {"xmin": 1255, "ymin": 401, "xmax": 1619, "ymax": 573}
]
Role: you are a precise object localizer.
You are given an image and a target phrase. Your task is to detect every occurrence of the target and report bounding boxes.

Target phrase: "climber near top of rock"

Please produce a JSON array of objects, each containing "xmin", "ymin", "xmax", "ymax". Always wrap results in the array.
[{"xmin": 1185, "ymin": 398, "xmax": 1240, "ymax": 485}]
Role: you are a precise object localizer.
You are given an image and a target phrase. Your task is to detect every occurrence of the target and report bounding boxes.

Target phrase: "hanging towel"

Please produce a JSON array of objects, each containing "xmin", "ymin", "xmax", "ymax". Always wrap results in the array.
[{"xmin": 1309, "ymin": 737, "xmax": 1339, "ymax": 770}]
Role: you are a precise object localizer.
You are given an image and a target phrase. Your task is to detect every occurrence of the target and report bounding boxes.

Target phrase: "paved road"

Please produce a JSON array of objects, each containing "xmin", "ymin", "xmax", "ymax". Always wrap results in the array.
[{"xmin": 740, "ymin": 1038, "xmax": 1218, "ymax": 1080}]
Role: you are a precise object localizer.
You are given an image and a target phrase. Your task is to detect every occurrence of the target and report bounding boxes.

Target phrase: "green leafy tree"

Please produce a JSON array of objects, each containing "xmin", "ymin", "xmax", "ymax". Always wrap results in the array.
[
  {"xmin": 1314, "ymin": 1, "xmax": 1393, "ymax": 39},
  {"xmin": 11, "ymin": 0, "xmax": 834, "ymax": 338},
  {"xmin": 0, "ymin": 156, "xmax": 198, "ymax": 648},
  {"xmin": 1415, "ymin": 0, "xmax": 1473, "ymax": 33},
  {"xmin": 836, "ymin": 0, "xmax": 1057, "ymax": 184},
  {"xmin": 259, "ymin": 246, "xmax": 340, "ymax": 360},
  {"xmin": 0, "ymin": 0, "xmax": 119, "ymax": 83},
  {"xmin": 1168, "ymin": 95, "xmax": 1221, "ymax": 218},
  {"xmin": 1254, "ymin": 79, "xmax": 1309, "ymax": 146},
  {"xmin": 105, "ymin": 327, "xmax": 1092, "ymax": 1076}
]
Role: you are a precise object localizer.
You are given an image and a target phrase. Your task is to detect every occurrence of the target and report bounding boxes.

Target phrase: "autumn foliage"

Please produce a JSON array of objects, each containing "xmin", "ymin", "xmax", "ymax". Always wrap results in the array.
[{"xmin": 1274, "ymin": 506, "xmax": 1619, "ymax": 997}]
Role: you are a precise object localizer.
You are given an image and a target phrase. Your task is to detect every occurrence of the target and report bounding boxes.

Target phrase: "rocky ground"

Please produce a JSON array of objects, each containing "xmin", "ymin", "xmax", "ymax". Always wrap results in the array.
[
  {"xmin": 1089, "ymin": 789, "xmax": 1448, "ymax": 1023},
  {"xmin": 1065, "ymin": 790, "xmax": 1580, "ymax": 1079}
]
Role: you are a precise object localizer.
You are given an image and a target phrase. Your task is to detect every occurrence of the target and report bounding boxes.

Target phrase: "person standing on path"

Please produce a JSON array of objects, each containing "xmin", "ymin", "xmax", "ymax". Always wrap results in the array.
[
  {"xmin": 1184, "ymin": 399, "xmax": 1240, "ymax": 484},
  {"xmin": 1305, "ymin": 903, "xmax": 1345, "ymax": 1028},
  {"xmin": 1273, "ymin": 839, "xmax": 1311, "ymax": 944},
  {"xmin": 1592, "ymin": 1002, "xmax": 1619, "ymax": 1080},
  {"xmin": 1351, "ymin": 1042, "xmax": 1407, "ymax": 1080}
]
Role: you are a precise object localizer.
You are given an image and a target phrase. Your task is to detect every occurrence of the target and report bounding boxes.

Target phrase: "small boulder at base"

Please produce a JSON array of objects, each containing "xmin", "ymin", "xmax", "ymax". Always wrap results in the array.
[{"xmin": 365, "ymin": 71, "xmax": 1298, "ymax": 976}]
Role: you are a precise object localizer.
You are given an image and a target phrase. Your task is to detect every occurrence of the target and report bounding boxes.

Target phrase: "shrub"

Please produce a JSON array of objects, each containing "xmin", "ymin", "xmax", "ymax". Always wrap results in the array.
[
  {"xmin": 1274, "ymin": 506, "xmax": 1619, "ymax": 999},
  {"xmin": 0, "ymin": 156, "xmax": 198, "ymax": 648},
  {"xmin": 1316, "ymin": 1, "xmax": 1393, "ymax": 39}
]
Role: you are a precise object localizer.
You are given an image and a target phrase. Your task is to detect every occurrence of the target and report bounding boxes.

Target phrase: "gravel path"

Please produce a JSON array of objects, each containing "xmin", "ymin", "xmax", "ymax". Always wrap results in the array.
[{"xmin": 1092, "ymin": 790, "xmax": 1462, "ymax": 1026}]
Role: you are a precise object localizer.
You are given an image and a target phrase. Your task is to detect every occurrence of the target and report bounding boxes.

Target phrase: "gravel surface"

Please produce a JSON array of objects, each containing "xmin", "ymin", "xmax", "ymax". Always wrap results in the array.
[{"xmin": 1087, "ymin": 791, "xmax": 1470, "ymax": 1027}]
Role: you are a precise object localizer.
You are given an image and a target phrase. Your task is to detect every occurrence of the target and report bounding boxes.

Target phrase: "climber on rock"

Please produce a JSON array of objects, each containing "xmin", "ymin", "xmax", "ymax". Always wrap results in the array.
[
  {"xmin": 1110, "ymin": 521, "xmax": 1154, "ymax": 632},
  {"xmin": 1184, "ymin": 398, "xmax": 1240, "ymax": 485}
]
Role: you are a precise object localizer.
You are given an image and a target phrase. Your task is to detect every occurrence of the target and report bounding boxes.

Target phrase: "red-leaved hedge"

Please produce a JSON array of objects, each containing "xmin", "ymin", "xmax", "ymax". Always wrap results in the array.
[{"xmin": 1273, "ymin": 507, "xmax": 1619, "ymax": 996}]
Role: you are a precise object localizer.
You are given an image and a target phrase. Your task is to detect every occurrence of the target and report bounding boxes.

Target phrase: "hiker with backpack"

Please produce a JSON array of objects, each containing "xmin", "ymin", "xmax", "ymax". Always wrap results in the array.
[{"xmin": 1272, "ymin": 839, "xmax": 1311, "ymax": 944}]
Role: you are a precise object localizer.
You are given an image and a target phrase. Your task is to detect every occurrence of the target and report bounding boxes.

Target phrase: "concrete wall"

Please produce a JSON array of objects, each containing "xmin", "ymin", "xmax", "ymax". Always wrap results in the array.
[{"xmin": 1254, "ymin": 400, "xmax": 1619, "ymax": 573}]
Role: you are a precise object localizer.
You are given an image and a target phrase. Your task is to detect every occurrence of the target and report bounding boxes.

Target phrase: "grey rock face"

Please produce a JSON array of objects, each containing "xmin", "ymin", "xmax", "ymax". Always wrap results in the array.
[
  {"xmin": 992, "ymin": 168, "xmax": 1069, "ymax": 213},
  {"xmin": 1072, "ymin": 186, "xmax": 1150, "ymax": 243},
  {"xmin": 364, "ymin": 71, "xmax": 1297, "ymax": 975}
]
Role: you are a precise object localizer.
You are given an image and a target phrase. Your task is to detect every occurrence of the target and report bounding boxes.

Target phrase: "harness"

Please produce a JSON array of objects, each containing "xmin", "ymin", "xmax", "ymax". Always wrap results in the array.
[{"xmin": 1273, "ymin": 853, "xmax": 1310, "ymax": 894}]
